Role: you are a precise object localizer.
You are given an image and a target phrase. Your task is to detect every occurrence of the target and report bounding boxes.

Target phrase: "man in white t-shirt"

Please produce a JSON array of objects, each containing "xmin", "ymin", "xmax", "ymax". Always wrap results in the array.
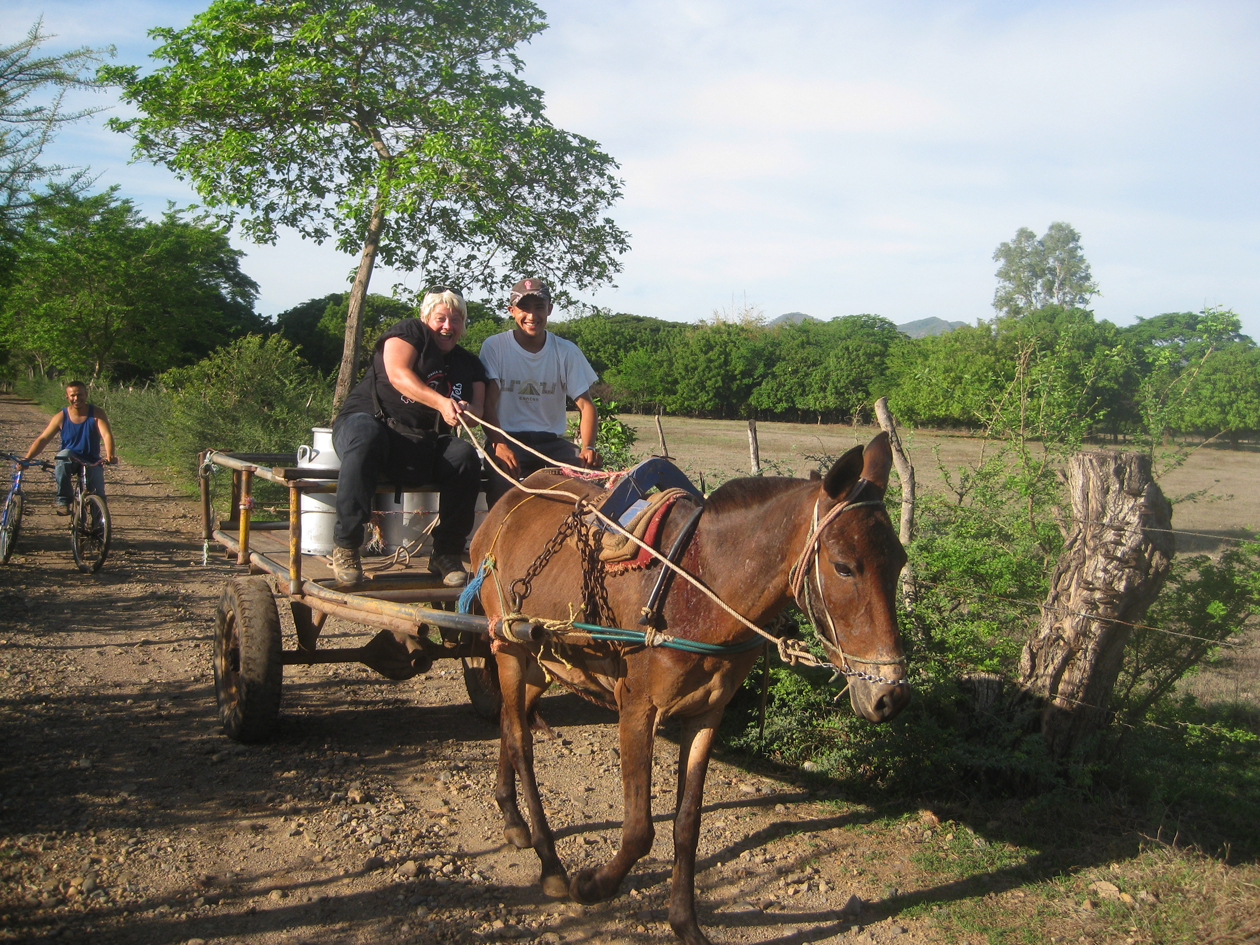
[{"xmin": 479, "ymin": 277, "xmax": 601, "ymax": 506}]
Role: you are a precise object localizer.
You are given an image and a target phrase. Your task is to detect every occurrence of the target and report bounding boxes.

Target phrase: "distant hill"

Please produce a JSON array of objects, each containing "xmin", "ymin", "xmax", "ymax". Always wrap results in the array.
[
  {"xmin": 769, "ymin": 312, "xmax": 818, "ymax": 326},
  {"xmin": 896, "ymin": 317, "xmax": 966, "ymax": 338}
]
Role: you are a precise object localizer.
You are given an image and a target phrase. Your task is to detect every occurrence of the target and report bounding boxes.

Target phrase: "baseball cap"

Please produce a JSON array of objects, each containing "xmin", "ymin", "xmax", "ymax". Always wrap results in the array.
[{"xmin": 510, "ymin": 277, "xmax": 552, "ymax": 306}]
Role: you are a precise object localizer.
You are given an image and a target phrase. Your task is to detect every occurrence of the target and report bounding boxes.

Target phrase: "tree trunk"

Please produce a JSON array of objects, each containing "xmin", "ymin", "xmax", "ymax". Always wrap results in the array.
[
  {"xmin": 332, "ymin": 195, "xmax": 388, "ymax": 415},
  {"xmin": 1018, "ymin": 450, "xmax": 1175, "ymax": 760}
]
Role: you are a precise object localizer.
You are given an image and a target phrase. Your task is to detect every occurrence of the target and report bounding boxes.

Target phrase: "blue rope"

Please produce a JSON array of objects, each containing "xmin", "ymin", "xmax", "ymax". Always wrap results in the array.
[
  {"xmin": 456, "ymin": 557, "xmax": 763, "ymax": 655},
  {"xmin": 458, "ymin": 559, "xmax": 487, "ymax": 614},
  {"xmin": 568, "ymin": 621, "xmax": 766, "ymax": 655}
]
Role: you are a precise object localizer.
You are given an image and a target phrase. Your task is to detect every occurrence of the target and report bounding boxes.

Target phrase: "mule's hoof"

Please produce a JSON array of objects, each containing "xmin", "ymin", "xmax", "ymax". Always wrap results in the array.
[
  {"xmin": 541, "ymin": 873, "xmax": 570, "ymax": 898},
  {"xmin": 569, "ymin": 868, "xmax": 604, "ymax": 905},
  {"xmin": 504, "ymin": 826, "xmax": 530, "ymax": 849}
]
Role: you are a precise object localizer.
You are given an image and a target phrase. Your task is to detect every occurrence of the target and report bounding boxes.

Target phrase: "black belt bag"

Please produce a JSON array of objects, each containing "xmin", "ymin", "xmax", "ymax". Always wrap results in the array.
[{"xmin": 370, "ymin": 362, "xmax": 439, "ymax": 443}]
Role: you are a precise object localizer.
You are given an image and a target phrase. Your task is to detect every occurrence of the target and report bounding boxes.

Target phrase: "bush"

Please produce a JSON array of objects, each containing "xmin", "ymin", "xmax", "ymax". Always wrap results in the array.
[
  {"xmin": 565, "ymin": 396, "xmax": 638, "ymax": 470},
  {"xmin": 161, "ymin": 334, "xmax": 332, "ymax": 472}
]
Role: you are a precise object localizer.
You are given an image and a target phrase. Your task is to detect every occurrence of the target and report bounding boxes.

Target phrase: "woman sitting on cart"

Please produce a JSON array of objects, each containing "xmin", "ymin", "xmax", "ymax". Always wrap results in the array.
[{"xmin": 330, "ymin": 287, "xmax": 485, "ymax": 589}]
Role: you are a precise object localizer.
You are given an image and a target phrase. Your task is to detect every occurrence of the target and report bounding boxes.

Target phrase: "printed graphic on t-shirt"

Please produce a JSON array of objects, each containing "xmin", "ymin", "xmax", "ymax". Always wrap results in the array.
[{"xmin": 503, "ymin": 379, "xmax": 558, "ymax": 398}]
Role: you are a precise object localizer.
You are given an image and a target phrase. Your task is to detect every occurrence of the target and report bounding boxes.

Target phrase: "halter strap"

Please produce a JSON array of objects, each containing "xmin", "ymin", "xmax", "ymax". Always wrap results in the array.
[{"xmin": 787, "ymin": 487, "xmax": 907, "ymax": 687}]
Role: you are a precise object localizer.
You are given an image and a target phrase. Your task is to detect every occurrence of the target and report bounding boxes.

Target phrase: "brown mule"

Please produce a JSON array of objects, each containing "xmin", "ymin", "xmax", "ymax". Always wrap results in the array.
[{"xmin": 471, "ymin": 433, "xmax": 910, "ymax": 945}]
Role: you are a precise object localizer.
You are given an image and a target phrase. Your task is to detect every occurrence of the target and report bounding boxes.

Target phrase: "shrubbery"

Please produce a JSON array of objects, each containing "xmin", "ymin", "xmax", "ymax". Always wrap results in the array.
[{"xmin": 160, "ymin": 333, "xmax": 333, "ymax": 469}]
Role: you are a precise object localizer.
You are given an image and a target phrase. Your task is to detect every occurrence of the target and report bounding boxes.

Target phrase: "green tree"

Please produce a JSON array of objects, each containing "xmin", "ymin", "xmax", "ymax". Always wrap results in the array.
[
  {"xmin": 882, "ymin": 323, "xmax": 1005, "ymax": 427},
  {"xmin": 102, "ymin": 0, "xmax": 629, "ymax": 409},
  {"xmin": 993, "ymin": 222, "xmax": 1099, "ymax": 318},
  {"xmin": 1, "ymin": 186, "xmax": 260, "ymax": 378},
  {"xmin": 665, "ymin": 321, "xmax": 770, "ymax": 419},
  {"xmin": 550, "ymin": 310, "xmax": 684, "ymax": 376},
  {"xmin": 1, "ymin": 20, "xmax": 110, "ymax": 245}
]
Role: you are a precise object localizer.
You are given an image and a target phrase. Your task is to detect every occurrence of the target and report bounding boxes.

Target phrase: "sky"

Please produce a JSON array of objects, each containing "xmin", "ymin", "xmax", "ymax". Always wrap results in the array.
[{"xmin": 6, "ymin": 0, "xmax": 1260, "ymax": 338}]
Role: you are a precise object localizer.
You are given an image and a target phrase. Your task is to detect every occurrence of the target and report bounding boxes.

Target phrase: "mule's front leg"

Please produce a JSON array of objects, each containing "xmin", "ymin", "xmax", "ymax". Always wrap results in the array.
[
  {"xmin": 668, "ymin": 715, "xmax": 720, "ymax": 945},
  {"xmin": 571, "ymin": 699, "xmax": 658, "ymax": 904},
  {"xmin": 496, "ymin": 648, "xmax": 568, "ymax": 897}
]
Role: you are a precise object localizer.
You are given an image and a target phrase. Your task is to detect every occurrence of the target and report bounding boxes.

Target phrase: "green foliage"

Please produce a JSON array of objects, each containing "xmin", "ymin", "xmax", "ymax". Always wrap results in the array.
[
  {"xmin": 1110, "ymin": 696, "xmax": 1260, "ymax": 853},
  {"xmin": 1112, "ymin": 541, "xmax": 1260, "ymax": 725},
  {"xmin": 457, "ymin": 301, "xmax": 506, "ymax": 355},
  {"xmin": 1, "ymin": 186, "xmax": 261, "ymax": 379},
  {"xmin": 0, "ymin": 19, "xmax": 110, "ymax": 246},
  {"xmin": 160, "ymin": 334, "xmax": 331, "ymax": 472},
  {"xmin": 992, "ymin": 222, "xmax": 1098, "ymax": 318},
  {"xmin": 550, "ymin": 310, "xmax": 685, "ymax": 377},
  {"xmin": 101, "ymin": 0, "xmax": 629, "ymax": 301},
  {"xmin": 565, "ymin": 396, "xmax": 637, "ymax": 469}
]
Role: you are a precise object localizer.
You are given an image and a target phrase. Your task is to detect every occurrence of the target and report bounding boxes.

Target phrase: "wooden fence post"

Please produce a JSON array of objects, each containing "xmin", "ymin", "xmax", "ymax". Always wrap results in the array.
[
  {"xmin": 748, "ymin": 419, "xmax": 760, "ymax": 474},
  {"xmin": 1018, "ymin": 449, "xmax": 1175, "ymax": 759},
  {"xmin": 874, "ymin": 397, "xmax": 916, "ymax": 607},
  {"xmin": 654, "ymin": 411, "xmax": 670, "ymax": 459}
]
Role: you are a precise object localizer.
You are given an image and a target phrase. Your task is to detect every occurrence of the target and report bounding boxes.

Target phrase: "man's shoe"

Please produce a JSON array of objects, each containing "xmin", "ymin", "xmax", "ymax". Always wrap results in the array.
[
  {"xmin": 331, "ymin": 546, "xmax": 362, "ymax": 587},
  {"xmin": 428, "ymin": 554, "xmax": 467, "ymax": 588},
  {"xmin": 55, "ymin": 502, "xmax": 70, "ymax": 516}
]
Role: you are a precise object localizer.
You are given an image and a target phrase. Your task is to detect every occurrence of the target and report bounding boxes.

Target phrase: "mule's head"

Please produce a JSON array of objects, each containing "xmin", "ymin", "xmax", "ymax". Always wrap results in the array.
[{"xmin": 798, "ymin": 431, "xmax": 910, "ymax": 723}]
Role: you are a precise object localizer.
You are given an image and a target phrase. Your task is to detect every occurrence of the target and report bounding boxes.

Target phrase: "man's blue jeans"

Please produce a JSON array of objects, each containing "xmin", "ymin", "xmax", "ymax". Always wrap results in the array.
[
  {"xmin": 331, "ymin": 412, "xmax": 481, "ymax": 556},
  {"xmin": 54, "ymin": 450, "xmax": 104, "ymax": 505}
]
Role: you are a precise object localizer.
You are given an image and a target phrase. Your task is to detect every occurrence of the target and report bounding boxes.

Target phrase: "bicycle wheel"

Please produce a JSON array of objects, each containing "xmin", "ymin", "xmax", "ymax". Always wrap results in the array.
[
  {"xmin": 0, "ymin": 491, "xmax": 23, "ymax": 565},
  {"xmin": 71, "ymin": 493, "xmax": 111, "ymax": 573}
]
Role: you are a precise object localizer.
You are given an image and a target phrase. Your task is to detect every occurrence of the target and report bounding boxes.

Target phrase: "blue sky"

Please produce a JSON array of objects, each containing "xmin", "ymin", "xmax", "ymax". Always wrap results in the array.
[{"xmin": 6, "ymin": 0, "xmax": 1260, "ymax": 338}]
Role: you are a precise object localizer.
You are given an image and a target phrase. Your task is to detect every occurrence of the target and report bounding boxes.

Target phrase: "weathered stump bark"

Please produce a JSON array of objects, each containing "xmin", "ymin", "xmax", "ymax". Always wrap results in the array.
[{"xmin": 1018, "ymin": 450, "xmax": 1174, "ymax": 759}]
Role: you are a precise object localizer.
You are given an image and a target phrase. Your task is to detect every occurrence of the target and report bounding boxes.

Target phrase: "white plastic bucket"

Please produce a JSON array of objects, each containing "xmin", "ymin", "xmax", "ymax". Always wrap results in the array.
[{"xmin": 298, "ymin": 427, "xmax": 339, "ymax": 555}]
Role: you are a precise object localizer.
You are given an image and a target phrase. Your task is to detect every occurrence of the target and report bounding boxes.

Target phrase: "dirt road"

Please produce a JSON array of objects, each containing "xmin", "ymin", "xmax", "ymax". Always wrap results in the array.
[{"xmin": 2, "ymin": 393, "xmax": 981, "ymax": 945}]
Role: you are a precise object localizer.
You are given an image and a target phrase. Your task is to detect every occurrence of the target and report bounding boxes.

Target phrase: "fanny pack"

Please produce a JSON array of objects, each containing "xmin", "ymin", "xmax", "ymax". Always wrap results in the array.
[{"xmin": 370, "ymin": 362, "xmax": 438, "ymax": 443}]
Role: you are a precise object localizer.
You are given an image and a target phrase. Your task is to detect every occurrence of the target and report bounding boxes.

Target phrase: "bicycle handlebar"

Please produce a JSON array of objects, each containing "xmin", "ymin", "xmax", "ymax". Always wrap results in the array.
[{"xmin": 1, "ymin": 452, "xmax": 53, "ymax": 471}]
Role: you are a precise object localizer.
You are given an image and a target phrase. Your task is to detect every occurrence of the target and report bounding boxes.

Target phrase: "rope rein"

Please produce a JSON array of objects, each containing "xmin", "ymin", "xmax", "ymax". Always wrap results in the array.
[{"xmin": 459, "ymin": 413, "xmax": 907, "ymax": 685}]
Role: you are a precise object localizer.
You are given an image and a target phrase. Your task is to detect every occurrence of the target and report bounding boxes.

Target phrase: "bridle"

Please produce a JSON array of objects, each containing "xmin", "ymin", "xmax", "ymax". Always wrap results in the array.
[{"xmin": 786, "ymin": 482, "xmax": 908, "ymax": 688}]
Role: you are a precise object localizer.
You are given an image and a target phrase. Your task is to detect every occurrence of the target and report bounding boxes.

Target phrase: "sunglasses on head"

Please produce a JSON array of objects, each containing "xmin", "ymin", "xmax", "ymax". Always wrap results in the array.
[{"xmin": 424, "ymin": 285, "xmax": 463, "ymax": 299}]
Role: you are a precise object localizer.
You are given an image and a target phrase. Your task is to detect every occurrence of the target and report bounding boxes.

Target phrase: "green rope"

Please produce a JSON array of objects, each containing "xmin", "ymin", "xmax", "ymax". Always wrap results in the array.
[{"xmin": 566, "ymin": 621, "xmax": 767, "ymax": 655}]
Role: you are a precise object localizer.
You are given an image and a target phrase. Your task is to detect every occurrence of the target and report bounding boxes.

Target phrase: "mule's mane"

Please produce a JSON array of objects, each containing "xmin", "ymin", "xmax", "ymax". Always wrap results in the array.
[{"xmin": 704, "ymin": 476, "xmax": 809, "ymax": 517}]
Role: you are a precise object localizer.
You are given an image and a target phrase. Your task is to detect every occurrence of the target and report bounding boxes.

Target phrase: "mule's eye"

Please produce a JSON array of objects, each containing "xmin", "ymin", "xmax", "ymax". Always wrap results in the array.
[{"xmin": 832, "ymin": 561, "xmax": 854, "ymax": 578}]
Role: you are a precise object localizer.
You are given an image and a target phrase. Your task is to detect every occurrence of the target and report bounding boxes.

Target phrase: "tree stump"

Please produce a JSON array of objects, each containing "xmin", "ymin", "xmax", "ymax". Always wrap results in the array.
[{"xmin": 1018, "ymin": 450, "xmax": 1174, "ymax": 759}]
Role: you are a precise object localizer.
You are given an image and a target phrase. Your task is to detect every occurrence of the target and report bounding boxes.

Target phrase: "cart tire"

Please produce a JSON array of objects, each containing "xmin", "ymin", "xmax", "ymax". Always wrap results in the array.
[
  {"xmin": 0, "ymin": 492, "xmax": 23, "ymax": 565},
  {"xmin": 71, "ymin": 493, "xmax": 110, "ymax": 573},
  {"xmin": 214, "ymin": 576, "xmax": 282, "ymax": 742},
  {"xmin": 462, "ymin": 655, "xmax": 502, "ymax": 721}
]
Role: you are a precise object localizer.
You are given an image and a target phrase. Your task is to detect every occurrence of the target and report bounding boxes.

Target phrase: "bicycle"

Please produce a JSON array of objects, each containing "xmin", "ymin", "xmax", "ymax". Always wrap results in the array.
[
  {"xmin": 0, "ymin": 453, "xmax": 52, "ymax": 565},
  {"xmin": 0, "ymin": 450, "xmax": 111, "ymax": 571},
  {"xmin": 62, "ymin": 451, "xmax": 112, "ymax": 573}
]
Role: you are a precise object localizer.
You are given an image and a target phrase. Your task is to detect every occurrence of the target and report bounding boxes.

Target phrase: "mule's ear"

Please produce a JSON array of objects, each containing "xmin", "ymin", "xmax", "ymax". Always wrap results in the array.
[
  {"xmin": 861, "ymin": 431, "xmax": 893, "ymax": 490},
  {"xmin": 822, "ymin": 444, "xmax": 865, "ymax": 499},
  {"xmin": 808, "ymin": 469, "xmax": 822, "ymax": 481}
]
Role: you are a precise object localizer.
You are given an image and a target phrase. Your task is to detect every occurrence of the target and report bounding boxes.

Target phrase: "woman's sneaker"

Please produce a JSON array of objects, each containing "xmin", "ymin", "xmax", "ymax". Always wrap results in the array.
[
  {"xmin": 331, "ymin": 546, "xmax": 362, "ymax": 587},
  {"xmin": 428, "ymin": 554, "xmax": 467, "ymax": 587}
]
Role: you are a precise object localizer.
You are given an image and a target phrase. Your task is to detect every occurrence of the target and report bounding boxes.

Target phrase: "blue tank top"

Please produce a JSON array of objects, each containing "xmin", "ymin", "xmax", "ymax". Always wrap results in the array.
[{"xmin": 60, "ymin": 406, "xmax": 101, "ymax": 463}]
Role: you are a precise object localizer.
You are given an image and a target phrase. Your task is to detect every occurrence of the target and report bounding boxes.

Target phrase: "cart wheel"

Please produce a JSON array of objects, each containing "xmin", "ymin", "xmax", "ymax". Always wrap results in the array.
[
  {"xmin": 0, "ymin": 491, "xmax": 23, "ymax": 565},
  {"xmin": 462, "ymin": 655, "xmax": 502, "ymax": 721},
  {"xmin": 214, "ymin": 576, "xmax": 282, "ymax": 742}
]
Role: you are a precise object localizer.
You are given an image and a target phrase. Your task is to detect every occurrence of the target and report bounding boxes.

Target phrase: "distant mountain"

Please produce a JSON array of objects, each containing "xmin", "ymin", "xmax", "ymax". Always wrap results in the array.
[
  {"xmin": 769, "ymin": 312, "xmax": 818, "ymax": 326},
  {"xmin": 896, "ymin": 317, "xmax": 966, "ymax": 338}
]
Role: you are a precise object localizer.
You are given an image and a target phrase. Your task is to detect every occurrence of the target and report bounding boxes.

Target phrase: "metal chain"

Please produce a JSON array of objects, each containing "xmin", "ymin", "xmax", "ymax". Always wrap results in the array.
[
  {"xmin": 573, "ymin": 501, "xmax": 614, "ymax": 627},
  {"xmin": 511, "ymin": 510, "xmax": 581, "ymax": 611}
]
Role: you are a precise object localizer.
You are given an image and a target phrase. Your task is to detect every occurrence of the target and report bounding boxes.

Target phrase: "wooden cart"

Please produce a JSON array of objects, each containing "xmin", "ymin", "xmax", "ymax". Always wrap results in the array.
[{"xmin": 200, "ymin": 449, "xmax": 506, "ymax": 742}]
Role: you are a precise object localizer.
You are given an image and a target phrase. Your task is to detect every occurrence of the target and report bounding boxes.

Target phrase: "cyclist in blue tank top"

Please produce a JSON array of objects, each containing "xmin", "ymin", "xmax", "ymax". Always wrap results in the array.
[{"xmin": 24, "ymin": 381, "xmax": 117, "ymax": 514}]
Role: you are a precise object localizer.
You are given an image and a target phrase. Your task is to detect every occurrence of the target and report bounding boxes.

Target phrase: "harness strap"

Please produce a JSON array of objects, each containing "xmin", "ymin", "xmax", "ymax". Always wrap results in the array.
[{"xmin": 638, "ymin": 500, "xmax": 705, "ymax": 627}]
